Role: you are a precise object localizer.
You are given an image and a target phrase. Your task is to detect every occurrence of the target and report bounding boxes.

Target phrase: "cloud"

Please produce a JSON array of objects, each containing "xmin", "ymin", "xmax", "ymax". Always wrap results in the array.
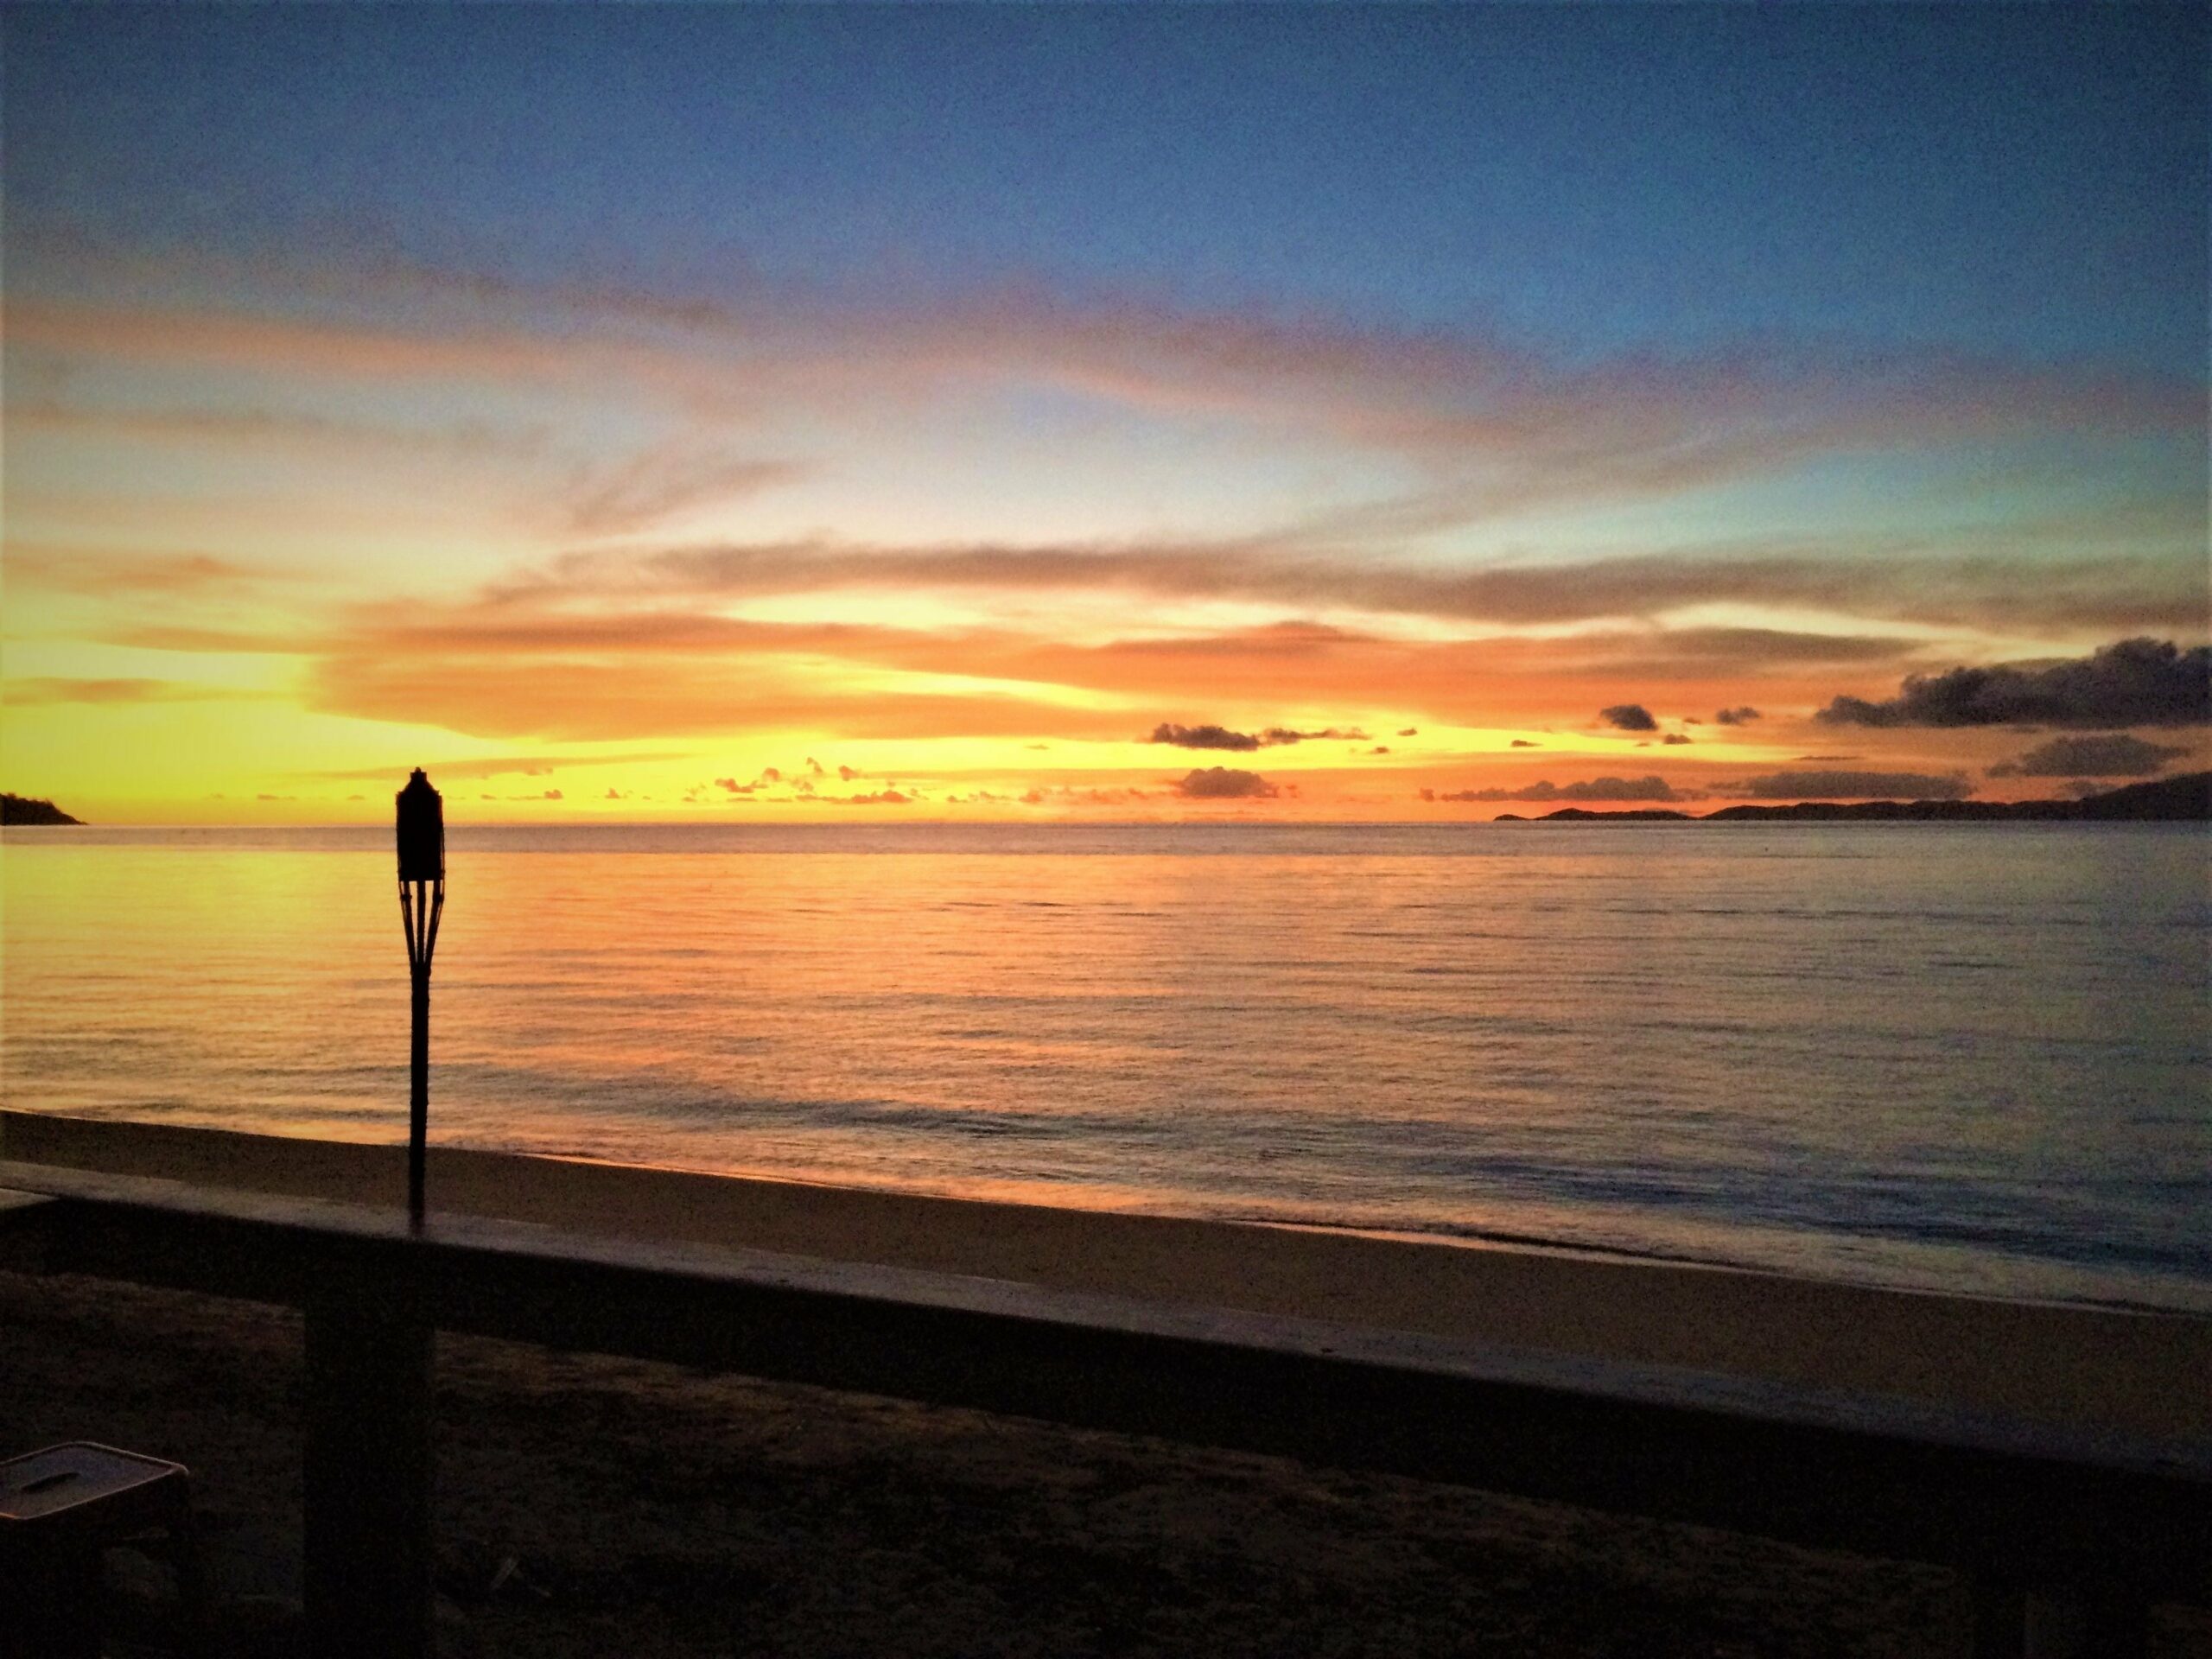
[
  {"xmin": 1433, "ymin": 775, "xmax": 1684, "ymax": 804},
  {"xmin": 605, "ymin": 788, "xmax": 626, "ymax": 799},
  {"xmin": 31, "ymin": 269, "xmax": 2196, "ymax": 620},
  {"xmin": 12, "ymin": 391, "xmax": 546, "ymax": 480},
  {"xmin": 8, "ymin": 293, "xmax": 589, "ymax": 398},
  {"xmin": 3, "ymin": 677, "xmax": 260, "ymax": 705},
  {"xmin": 564, "ymin": 450, "xmax": 804, "ymax": 537},
  {"xmin": 1713, "ymin": 706, "xmax": 1763, "ymax": 725},
  {"xmin": 3, "ymin": 549, "xmax": 276, "ymax": 597},
  {"xmin": 1986, "ymin": 734, "xmax": 2190, "ymax": 779},
  {"xmin": 286, "ymin": 537, "xmax": 2196, "ymax": 747},
  {"xmin": 1150, "ymin": 722, "xmax": 1260, "ymax": 751},
  {"xmin": 837, "ymin": 765, "xmax": 857, "ymax": 780},
  {"xmin": 308, "ymin": 750, "xmax": 687, "ymax": 782},
  {"xmin": 1817, "ymin": 639, "xmax": 2211, "ymax": 728},
  {"xmin": 1018, "ymin": 783, "xmax": 1157, "ymax": 807},
  {"xmin": 1661, "ymin": 733, "xmax": 1693, "ymax": 745},
  {"xmin": 832, "ymin": 789, "xmax": 912, "ymax": 805},
  {"xmin": 534, "ymin": 536, "xmax": 2205, "ymax": 638},
  {"xmin": 300, "ymin": 601, "xmax": 1155, "ymax": 742},
  {"xmin": 1510, "ymin": 739, "xmax": 1538, "ymax": 747},
  {"xmin": 1727, "ymin": 769, "xmax": 1974, "ymax": 800},
  {"xmin": 543, "ymin": 790, "xmax": 563, "ymax": 799},
  {"xmin": 1599, "ymin": 703, "xmax": 1658, "ymax": 732},
  {"xmin": 22, "ymin": 262, "xmax": 2201, "ymax": 727},
  {"xmin": 1173, "ymin": 766, "xmax": 1278, "ymax": 800},
  {"xmin": 60, "ymin": 260, "xmax": 2183, "ymax": 757},
  {"xmin": 1397, "ymin": 728, "xmax": 1417, "ymax": 737},
  {"xmin": 1147, "ymin": 721, "xmax": 1368, "ymax": 752}
]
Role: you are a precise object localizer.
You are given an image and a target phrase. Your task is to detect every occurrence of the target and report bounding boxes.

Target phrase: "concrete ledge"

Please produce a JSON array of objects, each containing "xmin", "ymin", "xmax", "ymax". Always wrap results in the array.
[{"xmin": 3, "ymin": 1159, "xmax": 2207, "ymax": 1610}]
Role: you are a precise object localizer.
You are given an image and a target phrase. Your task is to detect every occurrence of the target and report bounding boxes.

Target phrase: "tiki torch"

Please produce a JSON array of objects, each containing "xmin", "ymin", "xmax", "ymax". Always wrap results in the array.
[{"xmin": 395, "ymin": 768, "xmax": 444, "ymax": 1229}]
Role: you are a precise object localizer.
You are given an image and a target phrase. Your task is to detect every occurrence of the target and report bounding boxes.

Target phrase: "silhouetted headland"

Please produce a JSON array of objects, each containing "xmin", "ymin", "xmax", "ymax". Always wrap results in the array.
[
  {"xmin": 0, "ymin": 792, "xmax": 83, "ymax": 825},
  {"xmin": 1497, "ymin": 772, "xmax": 2210, "ymax": 823}
]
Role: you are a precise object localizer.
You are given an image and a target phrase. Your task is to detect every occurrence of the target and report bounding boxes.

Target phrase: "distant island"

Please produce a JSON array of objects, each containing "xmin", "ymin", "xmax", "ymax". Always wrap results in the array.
[
  {"xmin": 1, "ymin": 793, "xmax": 84, "ymax": 826},
  {"xmin": 1499, "ymin": 772, "xmax": 2211, "ymax": 823}
]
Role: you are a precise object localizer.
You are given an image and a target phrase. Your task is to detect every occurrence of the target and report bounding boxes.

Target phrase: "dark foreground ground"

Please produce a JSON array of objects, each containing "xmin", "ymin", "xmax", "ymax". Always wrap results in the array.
[{"xmin": 6, "ymin": 1270, "xmax": 2209, "ymax": 1658}]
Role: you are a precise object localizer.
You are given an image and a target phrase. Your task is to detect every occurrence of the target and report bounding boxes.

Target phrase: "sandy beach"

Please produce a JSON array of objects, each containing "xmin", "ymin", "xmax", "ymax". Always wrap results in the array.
[
  {"xmin": 6, "ymin": 1110, "xmax": 2209, "ymax": 1442},
  {"xmin": 3, "ymin": 1110, "xmax": 2209, "ymax": 1656}
]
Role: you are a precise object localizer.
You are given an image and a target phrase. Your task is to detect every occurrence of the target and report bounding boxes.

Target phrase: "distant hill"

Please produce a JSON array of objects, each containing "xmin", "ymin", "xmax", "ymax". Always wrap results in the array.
[
  {"xmin": 1519, "ymin": 808, "xmax": 1693, "ymax": 822},
  {"xmin": 1, "ymin": 793, "xmax": 84, "ymax": 825},
  {"xmin": 1523, "ymin": 772, "xmax": 2209, "ymax": 824},
  {"xmin": 2069, "ymin": 772, "xmax": 2211, "ymax": 820}
]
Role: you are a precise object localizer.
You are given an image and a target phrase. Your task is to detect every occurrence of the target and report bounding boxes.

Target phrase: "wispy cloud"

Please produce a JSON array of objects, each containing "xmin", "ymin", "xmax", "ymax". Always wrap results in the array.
[
  {"xmin": 8, "ymin": 395, "xmax": 546, "ymax": 470},
  {"xmin": 7, "ymin": 295, "xmax": 594, "ymax": 392},
  {"xmin": 5, "ymin": 549, "xmax": 283, "ymax": 597},
  {"xmin": 509, "ymin": 536, "xmax": 2204, "ymax": 638},
  {"xmin": 19, "ymin": 262, "xmax": 2200, "ymax": 582},
  {"xmin": 3, "ymin": 677, "xmax": 269, "ymax": 705},
  {"xmin": 213, "ymin": 565, "xmax": 1948, "ymax": 743},
  {"xmin": 304, "ymin": 751, "xmax": 691, "ymax": 783},
  {"xmin": 562, "ymin": 449, "xmax": 806, "ymax": 537}
]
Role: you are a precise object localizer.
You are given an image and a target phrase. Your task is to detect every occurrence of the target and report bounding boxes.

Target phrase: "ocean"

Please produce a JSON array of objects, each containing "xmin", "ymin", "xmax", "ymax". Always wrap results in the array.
[{"xmin": 3, "ymin": 821, "xmax": 2206, "ymax": 1311}]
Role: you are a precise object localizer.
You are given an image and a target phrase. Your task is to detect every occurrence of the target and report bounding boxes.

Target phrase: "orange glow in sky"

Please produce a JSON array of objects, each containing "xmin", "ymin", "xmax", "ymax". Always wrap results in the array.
[{"xmin": 3, "ymin": 9, "xmax": 2204, "ymax": 822}]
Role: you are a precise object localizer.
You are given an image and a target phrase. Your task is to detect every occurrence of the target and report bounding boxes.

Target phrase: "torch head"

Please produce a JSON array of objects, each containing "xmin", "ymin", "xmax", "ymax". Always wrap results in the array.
[{"xmin": 396, "ymin": 768, "xmax": 445, "ymax": 881}]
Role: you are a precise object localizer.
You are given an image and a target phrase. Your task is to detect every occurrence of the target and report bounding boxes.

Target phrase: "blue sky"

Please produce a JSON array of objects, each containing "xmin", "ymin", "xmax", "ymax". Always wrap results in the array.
[{"xmin": 13, "ymin": 5, "xmax": 2203, "ymax": 365}]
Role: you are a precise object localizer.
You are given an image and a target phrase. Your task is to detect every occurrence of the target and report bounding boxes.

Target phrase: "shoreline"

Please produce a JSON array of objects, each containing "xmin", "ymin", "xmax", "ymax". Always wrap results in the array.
[
  {"xmin": 7, "ymin": 815, "xmax": 2207, "ymax": 837},
  {"xmin": 6, "ymin": 1109, "xmax": 2208, "ymax": 1446}
]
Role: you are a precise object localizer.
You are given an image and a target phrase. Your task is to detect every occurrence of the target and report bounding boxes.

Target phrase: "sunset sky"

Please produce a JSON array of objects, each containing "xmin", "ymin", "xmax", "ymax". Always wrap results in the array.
[{"xmin": 4, "ymin": 4, "xmax": 2206, "ymax": 823}]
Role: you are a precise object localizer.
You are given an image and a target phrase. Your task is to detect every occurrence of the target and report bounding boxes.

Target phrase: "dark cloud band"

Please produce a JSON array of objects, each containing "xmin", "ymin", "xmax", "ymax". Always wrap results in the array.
[
  {"xmin": 1726, "ymin": 769, "xmax": 1973, "ymax": 801},
  {"xmin": 1987, "ymin": 734, "xmax": 2190, "ymax": 779},
  {"xmin": 1818, "ymin": 639, "xmax": 2210, "ymax": 729}
]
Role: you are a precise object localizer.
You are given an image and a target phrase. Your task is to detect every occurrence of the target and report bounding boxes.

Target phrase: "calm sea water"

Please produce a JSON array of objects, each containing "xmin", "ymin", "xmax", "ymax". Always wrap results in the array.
[{"xmin": 3, "ymin": 822, "xmax": 2207, "ymax": 1310}]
